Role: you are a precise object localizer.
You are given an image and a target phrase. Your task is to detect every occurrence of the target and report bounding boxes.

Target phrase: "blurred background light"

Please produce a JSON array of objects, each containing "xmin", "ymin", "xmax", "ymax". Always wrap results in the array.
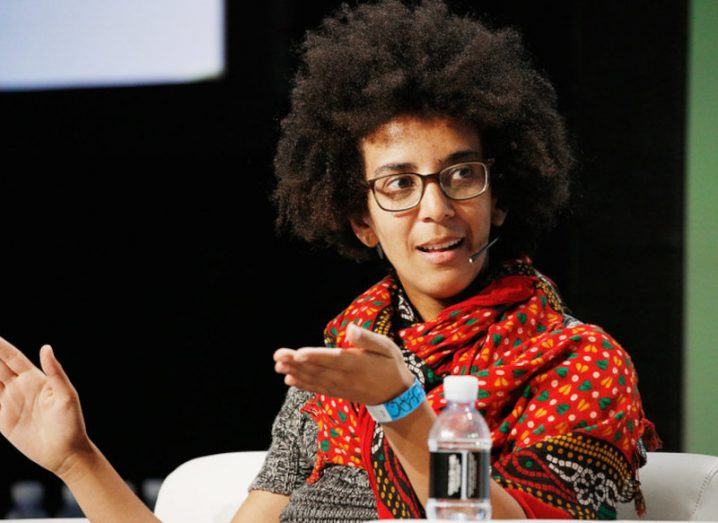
[{"xmin": 0, "ymin": 0, "xmax": 224, "ymax": 91}]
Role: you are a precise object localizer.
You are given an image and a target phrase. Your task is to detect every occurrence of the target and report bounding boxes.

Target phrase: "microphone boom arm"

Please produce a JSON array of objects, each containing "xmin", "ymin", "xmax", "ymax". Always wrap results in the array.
[{"xmin": 468, "ymin": 235, "xmax": 500, "ymax": 264}]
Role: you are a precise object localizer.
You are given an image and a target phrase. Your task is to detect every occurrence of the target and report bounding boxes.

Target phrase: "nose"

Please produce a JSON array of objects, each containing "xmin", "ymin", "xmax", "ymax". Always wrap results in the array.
[{"xmin": 417, "ymin": 178, "xmax": 455, "ymax": 222}]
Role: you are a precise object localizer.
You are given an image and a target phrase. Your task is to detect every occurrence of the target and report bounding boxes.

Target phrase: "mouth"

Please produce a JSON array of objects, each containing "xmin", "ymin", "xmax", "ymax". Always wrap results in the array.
[{"xmin": 416, "ymin": 237, "xmax": 465, "ymax": 253}]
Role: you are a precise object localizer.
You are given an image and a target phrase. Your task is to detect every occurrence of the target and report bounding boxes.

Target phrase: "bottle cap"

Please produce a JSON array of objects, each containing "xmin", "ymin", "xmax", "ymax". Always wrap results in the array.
[{"xmin": 443, "ymin": 375, "xmax": 479, "ymax": 403}]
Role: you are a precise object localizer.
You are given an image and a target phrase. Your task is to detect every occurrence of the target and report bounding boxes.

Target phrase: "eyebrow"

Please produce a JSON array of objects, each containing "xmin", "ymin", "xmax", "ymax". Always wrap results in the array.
[{"xmin": 373, "ymin": 149, "xmax": 484, "ymax": 177}]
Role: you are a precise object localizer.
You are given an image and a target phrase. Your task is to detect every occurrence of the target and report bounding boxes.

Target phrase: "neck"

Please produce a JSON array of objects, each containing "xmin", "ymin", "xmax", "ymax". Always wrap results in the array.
[
  {"xmin": 396, "ymin": 256, "xmax": 495, "ymax": 323},
  {"xmin": 402, "ymin": 287, "xmax": 450, "ymax": 323}
]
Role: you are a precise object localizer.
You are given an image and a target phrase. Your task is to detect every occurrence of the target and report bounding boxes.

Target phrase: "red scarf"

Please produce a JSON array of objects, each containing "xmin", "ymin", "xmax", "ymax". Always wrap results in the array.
[{"xmin": 301, "ymin": 257, "xmax": 661, "ymax": 518}]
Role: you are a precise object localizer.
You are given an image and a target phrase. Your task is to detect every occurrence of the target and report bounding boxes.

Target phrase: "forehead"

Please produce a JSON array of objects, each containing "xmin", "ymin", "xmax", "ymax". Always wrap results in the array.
[{"xmin": 360, "ymin": 115, "xmax": 482, "ymax": 160}]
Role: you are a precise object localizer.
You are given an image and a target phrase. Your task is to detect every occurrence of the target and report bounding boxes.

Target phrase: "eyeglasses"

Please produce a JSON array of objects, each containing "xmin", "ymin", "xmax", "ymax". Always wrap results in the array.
[{"xmin": 365, "ymin": 160, "xmax": 494, "ymax": 212}]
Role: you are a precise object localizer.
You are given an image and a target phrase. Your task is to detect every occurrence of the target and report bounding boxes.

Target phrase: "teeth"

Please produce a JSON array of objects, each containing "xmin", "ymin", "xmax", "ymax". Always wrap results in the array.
[{"xmin": 421, "ymin": 238, "xmax": 462, "ymax": 251}]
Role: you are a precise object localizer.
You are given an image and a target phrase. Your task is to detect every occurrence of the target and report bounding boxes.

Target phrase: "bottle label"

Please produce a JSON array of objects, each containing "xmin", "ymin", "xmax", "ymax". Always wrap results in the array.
[{"xmin": 429, "ymin": 450, "xmax": 490, "ymax": 500}]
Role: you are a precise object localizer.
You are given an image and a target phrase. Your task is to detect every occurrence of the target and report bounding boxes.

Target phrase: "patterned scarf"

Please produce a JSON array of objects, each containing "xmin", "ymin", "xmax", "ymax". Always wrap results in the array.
[{"xmin": 301, "ymin": 256, "xmax": 661, "ymax": 519}]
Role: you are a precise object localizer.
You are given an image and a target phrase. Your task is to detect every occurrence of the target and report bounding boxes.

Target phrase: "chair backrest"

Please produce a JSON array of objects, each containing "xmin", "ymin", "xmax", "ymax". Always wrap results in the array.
[
  {"xmin": 155, "ymin": 451, "xmax": 718, "ymax": 522},
  {"xmin": 154, "ymin": 451, "xmax": 266, "ymax": 523},
  {"xmin": 616, "ymin": 452, "xmax": 718, "ymax": 520}
]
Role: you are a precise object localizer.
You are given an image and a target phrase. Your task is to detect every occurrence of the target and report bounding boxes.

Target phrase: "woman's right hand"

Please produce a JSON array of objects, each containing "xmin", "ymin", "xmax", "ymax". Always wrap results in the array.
[{"xmin": 0, "ymin": 337, "xmax": 93, "ymax": 478}]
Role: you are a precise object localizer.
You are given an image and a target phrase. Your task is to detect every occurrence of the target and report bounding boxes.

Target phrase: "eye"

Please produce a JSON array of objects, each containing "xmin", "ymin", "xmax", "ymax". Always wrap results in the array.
[
  {"xmin": 380, "ymin": 174, "xmax": 418, "ymax": 193},
  {"xmin": 448, "ymin": 164, "xmax": 476, "ymax": 181}
]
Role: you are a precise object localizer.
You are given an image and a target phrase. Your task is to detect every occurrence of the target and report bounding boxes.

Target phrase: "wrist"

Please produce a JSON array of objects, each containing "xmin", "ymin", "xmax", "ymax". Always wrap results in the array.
[
  {"xmin": 56, "ymin": 438, "xmax": 102, "ymax": 486},
  {"xmin": 382, "ymin": 397, "xmax": 434, "ymax": 428},
  {"xmin": 379, "ymin": 368, "xmax": 415, "ymax": 403},
  {"xmin": 367, "ymin": 375, "xmax": 426, "ymax": 423}
]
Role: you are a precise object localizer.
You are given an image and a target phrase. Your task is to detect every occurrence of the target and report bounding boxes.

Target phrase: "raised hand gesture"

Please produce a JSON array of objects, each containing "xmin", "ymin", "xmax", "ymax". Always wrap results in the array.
[
  {"xmin": 0, "ymin": 338, "xmax": 91, "ymax": 477},
  {"xmin": 273, "ymin": 322, "xmax": 415, "ymax": 405}
]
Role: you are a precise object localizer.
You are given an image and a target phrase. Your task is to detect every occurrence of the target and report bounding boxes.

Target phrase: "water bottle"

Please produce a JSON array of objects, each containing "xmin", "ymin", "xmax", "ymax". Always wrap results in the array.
[{"xmin": 426, "ymin": 375, "xmax": 491, "ymax": 520}]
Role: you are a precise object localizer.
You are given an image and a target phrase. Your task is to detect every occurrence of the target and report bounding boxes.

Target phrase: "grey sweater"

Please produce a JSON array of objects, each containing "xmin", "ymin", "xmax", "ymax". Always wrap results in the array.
[
  {"xmin": 248, "ymin": 271, "xmax": 426, "ymax": 522},
  {"xmin": 248, "ymin": 386, "xmax": 378, "ymax": 522}
]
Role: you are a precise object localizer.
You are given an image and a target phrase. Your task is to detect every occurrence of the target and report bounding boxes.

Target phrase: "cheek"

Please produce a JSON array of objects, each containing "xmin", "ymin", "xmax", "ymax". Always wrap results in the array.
[
  {"xmin": 459, "ymin": 201, "xmax": 493, "ymax": 233},
  {"xmin": 372, "ymin": 217, "xmax": 413, "ymax": 256},
  {"xmin": 383, "ymin": 224, "xmax": 414, "ymax": 255}
]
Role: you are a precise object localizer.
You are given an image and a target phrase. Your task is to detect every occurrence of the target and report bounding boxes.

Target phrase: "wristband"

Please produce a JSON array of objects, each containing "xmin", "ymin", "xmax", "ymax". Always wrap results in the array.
[{"xmin": 366, "ymin": 376, "xmax": 426, "ymax": 423}]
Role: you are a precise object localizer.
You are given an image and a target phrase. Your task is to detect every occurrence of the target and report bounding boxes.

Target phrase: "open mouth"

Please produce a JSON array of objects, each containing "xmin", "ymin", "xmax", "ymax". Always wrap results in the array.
[{"xmin": 417, "ymin": 237, "xmax": 465, "ymax": 253}]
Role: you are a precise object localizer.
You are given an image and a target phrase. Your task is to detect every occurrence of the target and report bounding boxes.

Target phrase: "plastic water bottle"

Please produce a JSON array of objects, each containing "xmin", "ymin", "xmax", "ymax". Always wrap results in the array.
[{"xmin": 426, "ymin": 375, "xmax": 491, "ymax": 520}]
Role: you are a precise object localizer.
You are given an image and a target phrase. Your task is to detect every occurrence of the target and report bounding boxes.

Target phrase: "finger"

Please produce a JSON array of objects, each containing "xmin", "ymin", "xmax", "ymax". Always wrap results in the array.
[
  {"xmin": 273, "ymin": 348, "xmax": 297, "ymax": 363},
  {"xmin": 294, "ymin": 347, "xmax": 380, "ymax": 372},
  {"xmin": 282, "ymin": 367, "xmax": 321, "ymax": 387},
  {"xmin": 345, "ymin": 323, "xmax": 396, "ymax": 356},
  {"xmin": 277, "ymin": 358, "xmax": 341, "ymax": 394},
  {"xmin": 275, "ymin": 359, "xmax": 321, "ymax": 375},
  {"xmin": 277, "ymin": 360, "xmax": 341, "ymax": 385},
  {"xmin": 0, "ymin": 337, "xmax": 36, "ymax": 375},
  {"xmin": 294, "ymin": 347, "xmax": 345, "ymax": 367},
  {"xmin": 0, "ymin": 357, "xmax": 18, "ymax": 384},
  {"xmin": 275, "ymin": 359, "xmax": 334, "ymax": 383},
  {"xmin": 284, "ymin": 374, "xmax": 332, "ymax": 396},
  {"xmin": 39, "ymin": 345, "xmax": 76, "ymax": 396}
]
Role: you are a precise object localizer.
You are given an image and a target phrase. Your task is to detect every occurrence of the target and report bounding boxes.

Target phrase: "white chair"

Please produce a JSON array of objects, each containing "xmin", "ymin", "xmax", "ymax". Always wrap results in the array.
[
  {"xmin": 154, "ymin": 451, "xmax": 718, "ymax": 522},
  {"xmin": 616, "ymin": 452, "xmax": 718, "ymax": 520},
  {"xmin": 154, "ymin": 451, "xmax": 267, "ymax": 523}
]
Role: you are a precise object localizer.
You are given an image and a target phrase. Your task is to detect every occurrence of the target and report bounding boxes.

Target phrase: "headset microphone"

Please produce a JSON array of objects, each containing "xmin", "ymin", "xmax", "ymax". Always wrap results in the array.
[{"xmin": 468, "ymin": 235, "xmax": 500, "ymax": 264}]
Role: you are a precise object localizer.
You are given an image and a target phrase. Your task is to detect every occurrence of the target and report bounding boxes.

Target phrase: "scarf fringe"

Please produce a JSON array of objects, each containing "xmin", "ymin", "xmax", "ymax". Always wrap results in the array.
[
  {"xmin": 632, "ymin": 419, "xmax": 663, "ymax": 517},
  {"xmin": 641, "ymin": 419, "xmax": 663, "ymax": 452},
  {"xmin": 634, "ymin": 488, "xmax": 647, "ymax": 517}
]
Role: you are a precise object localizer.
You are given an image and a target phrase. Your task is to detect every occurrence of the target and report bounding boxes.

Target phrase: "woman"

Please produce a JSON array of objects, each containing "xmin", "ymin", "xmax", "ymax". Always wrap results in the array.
[
  {"xmin": 238, "ymin": 1, "xmax": 660, "ymax": 520},
  {"xmin": 0, "ymin": 0, "xmax": 660, "ymax": 521}
]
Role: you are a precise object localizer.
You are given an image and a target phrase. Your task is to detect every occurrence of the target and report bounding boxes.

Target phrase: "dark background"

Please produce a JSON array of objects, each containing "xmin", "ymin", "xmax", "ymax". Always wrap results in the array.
[{"xmin": 0, "ymin": 0, "xmax": 686, "ymax": 515}]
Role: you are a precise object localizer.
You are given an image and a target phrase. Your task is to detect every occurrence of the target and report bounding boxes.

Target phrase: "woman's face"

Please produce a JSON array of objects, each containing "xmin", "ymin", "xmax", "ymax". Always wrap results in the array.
[{"xmin": 351, "ymin": 114, "xmax": 507, "ymax": 317}]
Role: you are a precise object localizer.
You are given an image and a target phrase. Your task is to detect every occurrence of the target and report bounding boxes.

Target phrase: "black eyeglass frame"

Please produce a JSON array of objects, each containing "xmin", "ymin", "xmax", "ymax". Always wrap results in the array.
[{"xmin": 364, "ymin": 159, "xmax": 495, "ymax": 212}]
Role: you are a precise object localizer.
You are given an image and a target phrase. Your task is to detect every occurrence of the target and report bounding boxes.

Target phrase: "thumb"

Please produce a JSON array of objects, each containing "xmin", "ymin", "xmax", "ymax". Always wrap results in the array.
[
  {"xmin": 39, "ymin": 345, "xmax": 75, "ymax": 395},
  {"xmin": 346, "ymin": 322, "xmax": 396, "ymax": 356}
]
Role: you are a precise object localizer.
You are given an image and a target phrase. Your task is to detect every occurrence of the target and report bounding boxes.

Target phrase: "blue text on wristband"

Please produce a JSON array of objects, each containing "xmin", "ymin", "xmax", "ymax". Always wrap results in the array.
[{"xmin": 366, "ymin": 376, "xmax": 426, "ymax": 423}]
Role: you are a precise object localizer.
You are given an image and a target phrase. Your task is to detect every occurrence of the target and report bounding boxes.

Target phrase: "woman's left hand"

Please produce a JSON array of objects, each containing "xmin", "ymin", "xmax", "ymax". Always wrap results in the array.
[{"xmin": 274, "ymin": 322, "xmax": 415, "ymax": 405}]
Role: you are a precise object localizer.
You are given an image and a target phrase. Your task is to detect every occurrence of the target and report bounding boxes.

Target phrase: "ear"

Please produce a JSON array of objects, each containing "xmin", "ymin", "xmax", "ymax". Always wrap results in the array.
[
  {"xmin": 491, "ymin": 195, "xmax": 508, "ymax": 227},
  {"xmin": 349, "ymin": 215, "xmax": 379, "ymax": 248}
]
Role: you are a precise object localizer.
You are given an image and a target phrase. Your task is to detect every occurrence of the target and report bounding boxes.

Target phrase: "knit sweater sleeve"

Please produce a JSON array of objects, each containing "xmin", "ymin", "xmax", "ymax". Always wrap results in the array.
[{"xmin": 248, "ymin": 386, "xmax": 315, "ymax": 495}]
